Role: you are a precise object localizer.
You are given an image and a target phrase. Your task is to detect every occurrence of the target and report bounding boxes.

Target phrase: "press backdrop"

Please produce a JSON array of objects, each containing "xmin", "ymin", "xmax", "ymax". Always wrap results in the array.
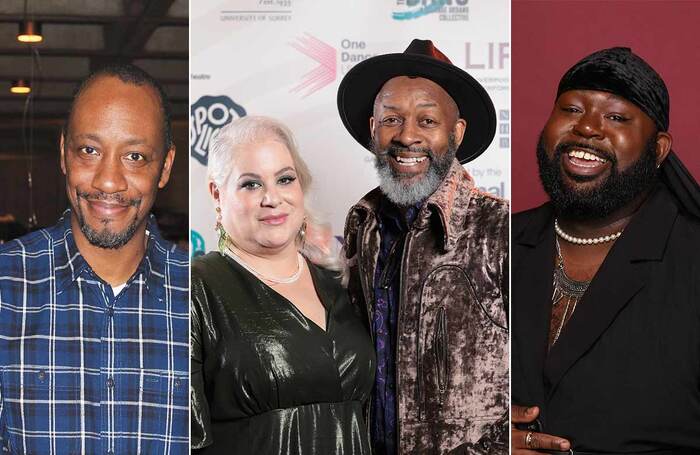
[{"xmin": 190, "ymin": 0, "xmax": 510, "ymax": 255}]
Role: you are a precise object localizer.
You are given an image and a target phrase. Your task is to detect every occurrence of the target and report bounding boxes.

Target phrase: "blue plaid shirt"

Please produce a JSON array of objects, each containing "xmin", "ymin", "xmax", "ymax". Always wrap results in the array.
[{"xmin": 0, "ymin": 211, "xmax": 189, "ymax": 454}]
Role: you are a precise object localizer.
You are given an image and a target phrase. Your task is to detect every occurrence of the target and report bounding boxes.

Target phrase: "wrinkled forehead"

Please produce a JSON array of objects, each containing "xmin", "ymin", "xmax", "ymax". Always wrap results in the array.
[{"xmin": 373, "ymin": 75, "xmax": 458, "ymax": 115}]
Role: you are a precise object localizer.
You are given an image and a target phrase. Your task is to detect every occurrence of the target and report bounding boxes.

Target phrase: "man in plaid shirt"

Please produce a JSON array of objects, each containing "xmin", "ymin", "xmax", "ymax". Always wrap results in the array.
[{"xmin": 0, "ymin": 65, "xmax": 188, "ymax": 454}]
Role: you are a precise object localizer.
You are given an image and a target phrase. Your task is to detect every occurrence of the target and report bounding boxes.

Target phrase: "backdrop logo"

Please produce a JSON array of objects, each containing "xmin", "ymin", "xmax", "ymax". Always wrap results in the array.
[
  {"xmin": 392, "ymin": 0, "xmax": 469, "ymax": 21},
  {"xmin": 190, "ymin": 95, "xmax": 246, "ymax": 165},
  {"xmin": 190, "ymin": 230, "xmax": 206, "ymax": 258},
  {"xmin": 289, "ymin": 33, "xmax": 337, "ymax": 97}
]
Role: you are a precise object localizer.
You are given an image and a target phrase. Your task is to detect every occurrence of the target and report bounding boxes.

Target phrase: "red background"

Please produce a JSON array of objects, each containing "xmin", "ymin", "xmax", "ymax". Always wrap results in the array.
[{"xmin": 512, "ymin": 0, "xmax": 700, "ymax": 212}]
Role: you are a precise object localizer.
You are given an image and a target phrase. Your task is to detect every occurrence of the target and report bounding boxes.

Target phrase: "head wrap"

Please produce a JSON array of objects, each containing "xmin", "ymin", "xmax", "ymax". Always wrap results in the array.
[
  {"xmin": 557, "ymin": 47, "xmax": 669, "ymax": 131},
  {"xmin": 557, "ymin": 47, "xmax": 700, "ymax": 218}
]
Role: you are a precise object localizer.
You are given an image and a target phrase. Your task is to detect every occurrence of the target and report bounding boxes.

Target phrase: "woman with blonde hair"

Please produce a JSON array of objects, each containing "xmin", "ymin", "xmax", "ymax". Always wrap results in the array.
[{"xmin": 190, "ymin": 116, "xmax": 375, "ymax": 454}]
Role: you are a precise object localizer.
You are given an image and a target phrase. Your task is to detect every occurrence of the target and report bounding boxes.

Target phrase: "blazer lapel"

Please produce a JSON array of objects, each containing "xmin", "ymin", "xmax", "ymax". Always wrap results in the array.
[
  {"xmin": 543, "ymin": 185, "xmax": 678, "ymax": 398},
  {"xmin": 513, "ymin": 205, "xmax": 556, "ymax": 408}
]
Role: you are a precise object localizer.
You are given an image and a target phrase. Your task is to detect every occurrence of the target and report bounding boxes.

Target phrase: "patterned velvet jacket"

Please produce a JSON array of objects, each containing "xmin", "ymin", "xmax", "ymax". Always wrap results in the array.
[{"xmin": 344, "ymin": 160, "xmax": 509, "ymax": 454}]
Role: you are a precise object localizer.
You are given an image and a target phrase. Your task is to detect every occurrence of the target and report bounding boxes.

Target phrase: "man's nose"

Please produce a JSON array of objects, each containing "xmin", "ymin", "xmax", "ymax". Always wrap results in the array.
[
  {"xmin": 92, "ymin": 154, "xmax": 128, "ymax": 194},
  {"xmin": 573, "ymin": 112, "xmax": 604, "ymax": 140},
  {"xmin": 394, "ymin": 121, "xmax": 423, "ymax": 148}
]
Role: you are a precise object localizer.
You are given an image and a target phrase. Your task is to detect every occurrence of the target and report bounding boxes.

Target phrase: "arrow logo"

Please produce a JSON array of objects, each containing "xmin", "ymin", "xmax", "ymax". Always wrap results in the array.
[{"xmin": 290, "ymin": 33, "xmax": 337, "ymax": 98}]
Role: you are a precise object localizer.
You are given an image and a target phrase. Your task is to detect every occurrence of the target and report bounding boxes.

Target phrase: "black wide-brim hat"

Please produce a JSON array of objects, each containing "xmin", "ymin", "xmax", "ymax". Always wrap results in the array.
[{"xmin": 337, "ymin": 39, "xmax": 496, "ymax": 164}]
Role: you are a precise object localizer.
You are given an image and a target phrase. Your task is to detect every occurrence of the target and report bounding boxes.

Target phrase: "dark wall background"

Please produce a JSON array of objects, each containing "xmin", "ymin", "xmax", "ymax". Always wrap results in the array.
[
  {"xmin": 512, "ymin": 0, "xmax": 700, "ymax": 212},
  {"xmin": 0, "ymin": 0, "xmax": 187, "ymax": 243},
  {"xmin": 0, "ymin": 119, "xmax": 187, "ymax": 230}
]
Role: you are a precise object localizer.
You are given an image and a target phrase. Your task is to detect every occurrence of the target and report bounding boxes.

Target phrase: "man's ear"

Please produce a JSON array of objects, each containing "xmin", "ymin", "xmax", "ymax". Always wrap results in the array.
[
  {"xmin": 452, "ymin": 118, "xmax": 467, "ymax": 147},
  {"xmin": 158, "ymin": 146, "xmax": 176, "ymax": 189},
  {"xmin": 655, "ymin": 131, "xmax": 672, "ymax": 167},
  {"xmin": 60, "ymin": 132, "xmax": 67, "ymax": 175}
]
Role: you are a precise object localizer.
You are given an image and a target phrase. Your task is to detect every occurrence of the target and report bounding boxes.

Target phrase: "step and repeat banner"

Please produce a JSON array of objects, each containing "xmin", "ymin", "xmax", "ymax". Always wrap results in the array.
[{"xmin": 190, "ymin": 0, "xmax": 510, "ymax": 256}]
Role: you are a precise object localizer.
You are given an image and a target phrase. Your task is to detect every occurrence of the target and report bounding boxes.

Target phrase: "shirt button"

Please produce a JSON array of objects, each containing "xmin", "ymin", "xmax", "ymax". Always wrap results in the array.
[
  {"xmin": 37, "ymin": 371, "xmax": 46, "ymax": 381},
  {"xmin": 106, "ymin": 451, "xmax": 114, "ymax": 455},
  {"xmin": 106, "ymin": 377, "xmax": 115, "ymax": 388},
  {"xmin": 105, "ymin": 307, "xmax": 114, "ymax": 317},
  {"xmin": 174, "ymin": 378, "xmax": 182, "ymax": 388}
]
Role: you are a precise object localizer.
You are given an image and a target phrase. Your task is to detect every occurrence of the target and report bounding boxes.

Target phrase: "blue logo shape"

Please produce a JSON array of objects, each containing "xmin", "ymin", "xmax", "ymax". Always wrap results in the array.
[
  {"xmin": 190, "ymin": 95, "xmax": 246, "ymax": 166},
  {"xmin": 190, "ymin": 230, "xmax": 206, "ymax": 258},
  {"xmin": 392, "ymin": 0, "xmax": 446, "ymax": 20}
]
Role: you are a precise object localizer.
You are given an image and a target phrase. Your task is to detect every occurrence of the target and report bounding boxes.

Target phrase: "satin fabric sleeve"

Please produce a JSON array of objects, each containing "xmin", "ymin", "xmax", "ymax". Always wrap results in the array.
[{"xmin": 190, "ymin": 276, "xmax": 213, "ymax": 450}]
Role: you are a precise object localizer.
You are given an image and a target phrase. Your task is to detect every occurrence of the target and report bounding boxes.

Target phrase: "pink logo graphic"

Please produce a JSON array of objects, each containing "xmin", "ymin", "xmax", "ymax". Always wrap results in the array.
[{"xmin": 290, "ymin": 33, "xmax": 337, "ymax": 97}]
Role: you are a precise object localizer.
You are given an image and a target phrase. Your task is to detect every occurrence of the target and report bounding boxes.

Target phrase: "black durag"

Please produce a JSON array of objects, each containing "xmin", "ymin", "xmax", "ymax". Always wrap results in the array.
[{"xmin": 557, "ymin": 47, "xmax": 700, "ymax": 218}]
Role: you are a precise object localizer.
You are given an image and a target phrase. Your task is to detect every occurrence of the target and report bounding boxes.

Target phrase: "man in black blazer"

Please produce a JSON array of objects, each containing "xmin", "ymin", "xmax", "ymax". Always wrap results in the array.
[{"xmin": 511, "ymin": 47, "xmax": 700, "ymax": 454}]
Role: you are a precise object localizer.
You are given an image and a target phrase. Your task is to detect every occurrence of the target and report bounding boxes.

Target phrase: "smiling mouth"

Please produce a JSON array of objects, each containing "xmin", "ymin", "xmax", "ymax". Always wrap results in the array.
[
  {"xmin": 393, "ymin": 155, "xmax": 428, "ymax": 166},
  {"xmin": 260, "ymin": 214, "xmax": 288, "ymax": 225},
  {"xmin": 566, "ymin": 148, "xmax": 609, "ymax": 167}
]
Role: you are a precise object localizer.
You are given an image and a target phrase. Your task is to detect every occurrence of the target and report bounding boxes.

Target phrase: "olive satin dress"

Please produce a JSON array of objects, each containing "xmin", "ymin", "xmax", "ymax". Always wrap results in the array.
[{"xmin": 191, "ymin": 252, "xmax": 376, "ymax": 454}]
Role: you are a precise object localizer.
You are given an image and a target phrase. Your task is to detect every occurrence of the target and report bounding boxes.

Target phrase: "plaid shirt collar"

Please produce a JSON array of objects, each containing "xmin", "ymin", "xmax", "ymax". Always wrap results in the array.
[{"xmin": 54, "ymin": 209, "xmax": 167, "ymax": 301}]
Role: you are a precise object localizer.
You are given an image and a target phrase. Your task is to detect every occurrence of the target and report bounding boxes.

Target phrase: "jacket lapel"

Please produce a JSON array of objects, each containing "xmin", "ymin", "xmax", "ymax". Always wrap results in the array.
[
  {"xmin": 543, "ymin": 186, "xmax": 678, "ymax": 398},
  {"xmin": 513, "ymin": 204, "xmax": 556, "ymax": 409}
]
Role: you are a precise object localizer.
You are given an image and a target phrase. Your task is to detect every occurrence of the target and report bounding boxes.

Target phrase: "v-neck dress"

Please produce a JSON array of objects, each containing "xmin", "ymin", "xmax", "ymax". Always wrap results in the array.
[{"xmin": 190, "ymin": 252, "xmax": 376, "ymax": 454}]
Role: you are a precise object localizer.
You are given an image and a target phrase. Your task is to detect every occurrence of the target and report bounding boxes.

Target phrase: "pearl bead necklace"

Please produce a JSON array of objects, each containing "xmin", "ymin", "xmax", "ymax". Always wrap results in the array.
[
  {"xmin": 554, "ymin": 219, "xmax": 623, "ymax": 245},
  {"xmin": 223, "ymin": 246, "xmax": 304, "ymax": 284}
]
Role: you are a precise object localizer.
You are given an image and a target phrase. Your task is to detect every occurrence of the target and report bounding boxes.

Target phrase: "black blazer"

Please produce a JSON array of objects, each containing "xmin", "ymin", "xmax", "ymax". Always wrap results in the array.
[{"xmin": 512, "ymin": 184, "xmax": 700, "ymax": 453}]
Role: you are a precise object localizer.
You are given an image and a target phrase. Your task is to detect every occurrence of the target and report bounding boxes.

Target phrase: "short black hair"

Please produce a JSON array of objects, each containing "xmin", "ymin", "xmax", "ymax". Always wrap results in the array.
[{"xmin": 64, "ymin": 63, "xmax": 173, "ymax": 153}]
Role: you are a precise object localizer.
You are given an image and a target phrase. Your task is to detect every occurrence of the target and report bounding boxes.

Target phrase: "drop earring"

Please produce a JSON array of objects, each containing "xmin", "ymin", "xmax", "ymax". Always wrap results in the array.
[
  {"xmin": 298, "ymin": 216, "xmax": 307, "ymax": 248},
  {"xmin": 215, "ymin": 206, "xmax": 229, "ymax": 254}
]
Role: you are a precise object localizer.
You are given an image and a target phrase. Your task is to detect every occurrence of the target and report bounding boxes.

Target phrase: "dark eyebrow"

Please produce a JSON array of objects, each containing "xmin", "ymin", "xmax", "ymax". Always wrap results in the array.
[
  {"xmin": 239, "ymin": 167, "xmax": 296, "ymax": 181},
  {"xmin": 72, "ymin": 133, "xmax": 102, "ymax": 143},
  {"xmin": 70, "ymin": 134, "xmax": 155, "ymax": 151},
  {"xmin": 381, "ymin": 102, "xmax": 438, "ymax": 110},
  {"xmin": 275, "ymin": 166, "xmax": 295, "ymax": 176}
]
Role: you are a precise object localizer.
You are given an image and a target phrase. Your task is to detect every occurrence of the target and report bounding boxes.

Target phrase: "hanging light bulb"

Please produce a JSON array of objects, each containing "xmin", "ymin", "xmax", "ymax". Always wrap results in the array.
[
  {"xmin": 10, "ymin": 79, "xmax": 31, "ymax": 94},
  {"xmin": 17, "ymin": 20, "xmax": 43, "ymax": 43}
]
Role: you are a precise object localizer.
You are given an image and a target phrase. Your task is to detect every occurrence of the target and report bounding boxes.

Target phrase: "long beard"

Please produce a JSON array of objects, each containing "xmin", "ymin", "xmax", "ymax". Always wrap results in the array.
[
  {"xmin": 536, "ymin": 132, "xmax": 659, "ymax": 220},
  {"xmin": 372, "ymin": 134, "xmax": 457, "ymax": 207}
]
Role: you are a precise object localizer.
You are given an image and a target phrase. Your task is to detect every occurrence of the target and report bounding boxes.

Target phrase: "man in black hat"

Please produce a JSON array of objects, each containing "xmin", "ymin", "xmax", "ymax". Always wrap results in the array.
[
  {"xmin": 339, "ymin": 40, "xmax": 509, "ymax": 454},
  {"xmin": 512, "ymin": 47, "xmax": 700, "ymax": 454}
]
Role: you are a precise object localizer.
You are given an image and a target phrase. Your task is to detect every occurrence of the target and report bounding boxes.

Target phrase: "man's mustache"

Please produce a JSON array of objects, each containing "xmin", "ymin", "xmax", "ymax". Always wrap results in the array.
[
  {"xmin": 76, "ymin": 190, "xmax": 141, "ymax": 207},
  {"xmin": 375, "ymin": 143, "xmax": 434, "ymax": 159}
]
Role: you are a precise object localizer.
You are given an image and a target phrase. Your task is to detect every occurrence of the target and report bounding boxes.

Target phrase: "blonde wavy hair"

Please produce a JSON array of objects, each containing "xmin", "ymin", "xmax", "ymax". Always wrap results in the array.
[{"xmin": 207, "ymin": 115, "xmax": 341, "ymax": 271}]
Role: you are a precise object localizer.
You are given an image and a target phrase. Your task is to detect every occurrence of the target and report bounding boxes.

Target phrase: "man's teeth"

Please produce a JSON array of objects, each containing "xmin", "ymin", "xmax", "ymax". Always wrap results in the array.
[
  {"xmin": 568, "ymin": 150, "xmax": 607, "ymax": 163},
  {"xmin": 395, "ymin": 156, "xmax": 428, "ymax": 166}
]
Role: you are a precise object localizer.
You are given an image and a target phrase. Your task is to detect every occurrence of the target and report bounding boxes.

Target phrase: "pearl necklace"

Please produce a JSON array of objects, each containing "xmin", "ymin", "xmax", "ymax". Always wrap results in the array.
[
  {"xmin": 223, "ymin": 246, "xmax": 304, "ymax": 285},
  {"xmin": 554, "ymin": 219, "xmax": 623, "ymax": 245}
]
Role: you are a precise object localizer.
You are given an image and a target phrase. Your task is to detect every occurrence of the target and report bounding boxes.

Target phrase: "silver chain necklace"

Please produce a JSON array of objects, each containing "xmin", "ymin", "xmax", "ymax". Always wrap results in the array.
[
  {"xmin": 551, "ymin": 237, "xmax": 591, "ymax": 345},
  {"xmin": 223, "ymin": 246, "xmax": 304, "ymax": 285}
]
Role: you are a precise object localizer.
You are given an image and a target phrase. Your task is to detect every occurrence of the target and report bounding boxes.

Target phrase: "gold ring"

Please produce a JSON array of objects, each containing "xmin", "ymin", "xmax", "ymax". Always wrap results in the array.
[{"xmin": 525, "ymin": 431, "xmax": 534, "ymax": 448}]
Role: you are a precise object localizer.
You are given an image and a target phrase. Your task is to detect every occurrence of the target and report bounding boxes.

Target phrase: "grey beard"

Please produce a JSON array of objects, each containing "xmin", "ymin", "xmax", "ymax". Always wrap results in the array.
[
  {"xmin": 74, "ymin": 190, "xmax": 142, "ymax": 249},
  {"xmin": 372, "ymin": 135, "xmax": 457, "ymax": 207}
]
